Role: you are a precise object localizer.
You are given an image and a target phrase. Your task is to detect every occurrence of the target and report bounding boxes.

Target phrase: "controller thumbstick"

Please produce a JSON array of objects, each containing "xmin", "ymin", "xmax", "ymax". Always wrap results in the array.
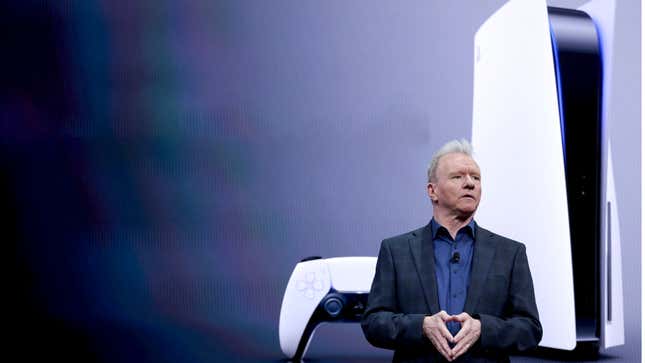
[{"xmin": 323, "ymin": 296, "xmax": 344, "ymax": 317}]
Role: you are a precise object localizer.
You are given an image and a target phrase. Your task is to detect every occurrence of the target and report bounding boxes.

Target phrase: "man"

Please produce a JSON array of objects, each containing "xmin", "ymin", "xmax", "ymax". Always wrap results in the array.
[{"xmin": 361, "ymin": 139, "xmax": 542, "ymax": 362}]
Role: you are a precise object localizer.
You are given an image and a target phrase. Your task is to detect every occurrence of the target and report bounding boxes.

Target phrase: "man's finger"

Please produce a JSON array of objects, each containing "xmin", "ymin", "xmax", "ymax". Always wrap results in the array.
[
  {"xmin": 433, "ymin": 330, "xmax": 452, "ymax": 355},
  {"xmin": 443, "ymin": 314, "xmax": 459, "ymax": 323},
  {"xmin": 452, "ymin": 312, "xmax": 469, "ymax": 322},
  {"xmin": 439, "ymin": 323, "xmax": 455, "ymax": 344},
  {"xmin": 451, "ymin": 337, "xmax": 472, "ymax": 360},
  {"xmin": 430, "ymin": 333, "xmax": 453, "ymax": 361},
  {"xmin": 451, "ymin": 331, "xmax": 477, "ymax": 360},
  {"xmin": 452, "ymin": 323, "xmax": 468, "ymax": 343},
  {"xmin": 437, "ymin": 310, "xmax": 451, "ymax": 321}
]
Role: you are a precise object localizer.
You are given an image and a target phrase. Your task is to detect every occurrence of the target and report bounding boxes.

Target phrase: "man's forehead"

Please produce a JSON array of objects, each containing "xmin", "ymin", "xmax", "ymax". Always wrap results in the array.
[{"xmin": 438, "ymin": 152, "xmax": 479, "ymax": 170}]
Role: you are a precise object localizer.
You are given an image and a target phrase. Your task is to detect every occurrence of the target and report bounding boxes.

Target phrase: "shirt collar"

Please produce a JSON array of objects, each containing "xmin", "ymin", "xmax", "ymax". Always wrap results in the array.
[{"xmin": 430, "ymin": 217, "xmax": 476, "ymax": 240}]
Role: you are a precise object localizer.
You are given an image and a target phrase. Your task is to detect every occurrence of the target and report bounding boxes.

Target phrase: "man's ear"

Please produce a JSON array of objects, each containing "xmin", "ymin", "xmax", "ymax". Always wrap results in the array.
[{"xmin": 427, "ymin": 182, "xmax": 437, "ymax": 203}]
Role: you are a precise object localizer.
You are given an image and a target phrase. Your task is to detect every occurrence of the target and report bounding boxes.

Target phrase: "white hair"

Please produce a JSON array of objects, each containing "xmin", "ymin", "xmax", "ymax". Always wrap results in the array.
[{"xmin": 427, "ymin": 139, "xmax": 474, "ymax": 183}]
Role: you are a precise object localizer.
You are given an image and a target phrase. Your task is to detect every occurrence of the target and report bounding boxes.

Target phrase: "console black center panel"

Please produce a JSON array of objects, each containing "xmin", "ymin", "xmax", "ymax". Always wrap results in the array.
[{"xmin": 548, "ymin": 6, "xmax": 602, "ymax": 352}]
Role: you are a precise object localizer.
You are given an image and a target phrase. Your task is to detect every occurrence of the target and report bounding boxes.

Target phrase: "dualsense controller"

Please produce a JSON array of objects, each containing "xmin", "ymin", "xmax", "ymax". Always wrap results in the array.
[{"xmin": 279, "ymin": 256, "xmax": 377, "ymax": 360}]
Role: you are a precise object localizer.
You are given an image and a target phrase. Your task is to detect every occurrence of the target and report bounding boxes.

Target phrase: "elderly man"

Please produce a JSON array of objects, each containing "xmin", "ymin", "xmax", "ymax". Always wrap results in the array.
[{"xmin": 361, "ymin": 139, "xmax": 542, "ymax": 362}]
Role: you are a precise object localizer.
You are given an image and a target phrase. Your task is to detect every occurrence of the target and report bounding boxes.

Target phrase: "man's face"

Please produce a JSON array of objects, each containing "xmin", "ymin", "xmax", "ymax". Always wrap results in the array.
[{"xmin": 427, "ymin": 153, "xmax": 481, "ymax": 219}]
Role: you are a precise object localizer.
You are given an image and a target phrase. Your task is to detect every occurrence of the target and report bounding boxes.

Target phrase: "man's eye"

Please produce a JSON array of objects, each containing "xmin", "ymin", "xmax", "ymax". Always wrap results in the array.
[{"xmin": 473, "ymin": 176, "xmax": 481, "ymax": 181}]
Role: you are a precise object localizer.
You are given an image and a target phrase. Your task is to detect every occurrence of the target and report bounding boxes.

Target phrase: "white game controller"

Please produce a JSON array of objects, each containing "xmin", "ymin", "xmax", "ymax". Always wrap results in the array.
[{"xmin": 279, "ymin": 256, "xmax": 377, "ymax": 361}]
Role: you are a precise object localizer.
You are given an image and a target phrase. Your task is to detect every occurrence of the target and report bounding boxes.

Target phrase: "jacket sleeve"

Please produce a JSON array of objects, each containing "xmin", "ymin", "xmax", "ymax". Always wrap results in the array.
[
  {"xmin": 360, "ymin": 239, "xmax": 430, "ymax": 351},
  {"xmin": 476, "ymin": 244, "xmax": 543, "ymax": 352}
]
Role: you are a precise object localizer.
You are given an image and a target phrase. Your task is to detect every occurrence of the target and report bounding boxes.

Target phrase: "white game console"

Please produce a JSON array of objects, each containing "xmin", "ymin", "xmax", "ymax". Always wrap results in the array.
[
  {"xmin": 472, "ymin": 0, "xmax": 623, "ymax": 353},
  {"xmin": 278, "ymin": 256, "xmax": 377, "ymax": 361}
]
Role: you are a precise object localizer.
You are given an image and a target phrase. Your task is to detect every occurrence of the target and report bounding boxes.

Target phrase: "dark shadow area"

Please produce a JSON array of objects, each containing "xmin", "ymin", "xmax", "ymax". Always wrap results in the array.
[
  {"xmin": 513, "ymin": 344, "xmax": 622, "ymax": 362},
  {"xmin": 2, "ymin": 2, "xmax": 99, "ymax": 361}
]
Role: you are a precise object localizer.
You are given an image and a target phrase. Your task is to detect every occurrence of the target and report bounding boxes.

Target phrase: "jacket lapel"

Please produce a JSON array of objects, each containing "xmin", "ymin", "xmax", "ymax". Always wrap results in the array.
[
  {"xmin": 409, "ymin": 223, "xmax": 440, "ymax": 313},
  {"xmin": 463, "ymin": 226, "xmax": 496, "ymax": 313}
]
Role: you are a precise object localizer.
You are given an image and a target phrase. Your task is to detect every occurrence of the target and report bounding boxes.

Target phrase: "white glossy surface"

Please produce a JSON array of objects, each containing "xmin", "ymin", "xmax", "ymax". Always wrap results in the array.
[
  {"xmin": 471, "ymin": 0, "xmax": 576, "ymax": 350},
  {"xmin": 327, "ymin": 257, "xmax": 377, "ymax": 292}
]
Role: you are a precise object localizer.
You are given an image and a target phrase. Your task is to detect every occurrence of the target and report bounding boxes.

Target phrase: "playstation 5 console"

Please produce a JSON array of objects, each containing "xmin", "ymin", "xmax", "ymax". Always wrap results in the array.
[
  {"xmin": 279, "ymin": 257, "xmax": 377, "ymax": 361},
  {"xmin": 472, "ymin": 0, "xmax": 623, "ymax": 353}
]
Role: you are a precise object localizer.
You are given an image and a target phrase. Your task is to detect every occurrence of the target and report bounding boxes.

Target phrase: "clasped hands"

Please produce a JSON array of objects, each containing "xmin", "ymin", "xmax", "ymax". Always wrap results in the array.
[{"xmin": 423, "ymin": 311, "xmax": 481, "ymax": 362}]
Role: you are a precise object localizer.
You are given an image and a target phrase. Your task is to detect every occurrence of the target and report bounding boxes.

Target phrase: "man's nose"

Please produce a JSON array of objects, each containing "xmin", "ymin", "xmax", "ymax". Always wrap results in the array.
[{"xmin": 464, "ymin": 175, "xmax": 475, "ymax": 188}]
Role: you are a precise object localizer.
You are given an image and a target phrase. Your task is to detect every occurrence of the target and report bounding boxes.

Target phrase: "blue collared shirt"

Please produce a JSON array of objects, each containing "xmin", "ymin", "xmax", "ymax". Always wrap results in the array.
[{"xmin": 430, "ymin": 218, "xmax": 476, "ymax": 336}]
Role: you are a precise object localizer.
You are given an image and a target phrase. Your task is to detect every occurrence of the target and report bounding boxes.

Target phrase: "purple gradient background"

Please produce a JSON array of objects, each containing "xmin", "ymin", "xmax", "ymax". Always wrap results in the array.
[{"xmin": 2, "ymin": 1, "xmax": 639, "ymax": 362}]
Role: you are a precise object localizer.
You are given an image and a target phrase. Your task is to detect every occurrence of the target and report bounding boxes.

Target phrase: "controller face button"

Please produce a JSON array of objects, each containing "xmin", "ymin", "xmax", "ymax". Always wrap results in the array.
[
  {"xmin": 306, "ymin": 272, "xmax": 315, "ymax": 282},
  {"xmin": 324, "ymin": 297, "xmax": 344, "ymax": 317},
  {"xmin": 296, "ymin": 269, "xmax": 326, "ymax": 299},
  {"xmin": 313, "ymin": 280, "xmax": 323, "ymax": 291},
  {"xmin": 305, "ymin": 289, "xmax": 315, "ymax": 299},
  {"xmin": 296, "ymin": 280, "xmax": 307, "ymax": 291}
]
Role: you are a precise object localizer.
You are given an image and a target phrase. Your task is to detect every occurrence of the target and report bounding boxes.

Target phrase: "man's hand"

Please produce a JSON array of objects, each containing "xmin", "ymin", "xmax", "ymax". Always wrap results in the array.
[
  {"xmin": 423, "ymin": 311, "xmax": 454, "ymax": 361},
  {"xmin": 450, "ymin": 312, "xmax": 481, "ymax": 360}
]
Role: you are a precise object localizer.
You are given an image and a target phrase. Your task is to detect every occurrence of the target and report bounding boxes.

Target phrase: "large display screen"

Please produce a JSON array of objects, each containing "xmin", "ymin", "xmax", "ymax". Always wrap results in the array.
[{"xmin": 3, "ymin": 1, "xmax": 639, "ymax": 362}]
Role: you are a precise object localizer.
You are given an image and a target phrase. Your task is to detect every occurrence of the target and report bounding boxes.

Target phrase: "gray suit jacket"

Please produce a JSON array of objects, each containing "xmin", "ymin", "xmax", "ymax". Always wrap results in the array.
[{"xmin": 361, "ymin": 223, "xmax": 542, "ymax": 362}]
